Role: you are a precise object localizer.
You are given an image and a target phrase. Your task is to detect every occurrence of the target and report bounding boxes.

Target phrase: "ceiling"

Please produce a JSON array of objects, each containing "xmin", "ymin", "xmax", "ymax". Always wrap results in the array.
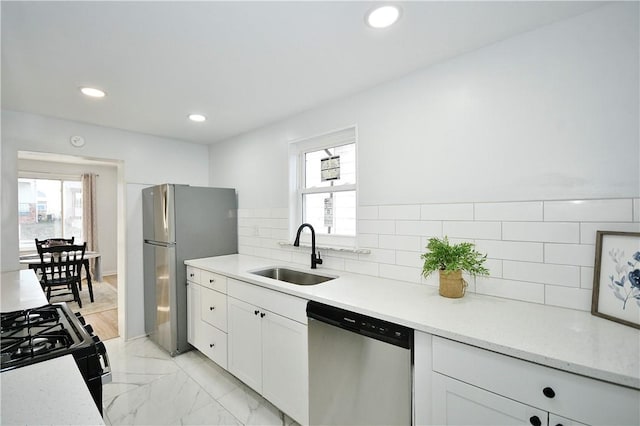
[{"xmin": 2, "ymin": 1, "xmax": 603, "ymax": 145}]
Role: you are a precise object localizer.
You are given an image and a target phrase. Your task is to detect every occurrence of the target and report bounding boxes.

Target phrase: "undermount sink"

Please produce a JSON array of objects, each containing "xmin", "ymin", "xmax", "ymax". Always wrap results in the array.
[{"xmin": 250, "ymin": 267, "xmax": 336, "ymax": 286}]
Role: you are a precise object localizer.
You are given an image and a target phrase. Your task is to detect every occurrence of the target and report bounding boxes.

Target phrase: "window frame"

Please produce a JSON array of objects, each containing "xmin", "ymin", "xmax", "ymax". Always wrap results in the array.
[
  {"xmin": 289, "ymin": 125, "xmax": 358, "ymax": 249},
  {"xmin": 17, "ymin": 172, "xmax": 83, "ymax": 252}
]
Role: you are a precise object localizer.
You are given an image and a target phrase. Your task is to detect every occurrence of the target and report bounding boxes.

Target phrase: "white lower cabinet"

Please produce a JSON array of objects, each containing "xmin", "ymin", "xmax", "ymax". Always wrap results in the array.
[
  {"xmin": 415, "ymin": 333, "xmax": 639, "ymax": 426},
  {"xmin": 186, "ymin": 267, "xmax": 228, "ymax": 369},
  {"xmin": 227, "ymin": 279, "xmax": 309, "ymax": 426}
]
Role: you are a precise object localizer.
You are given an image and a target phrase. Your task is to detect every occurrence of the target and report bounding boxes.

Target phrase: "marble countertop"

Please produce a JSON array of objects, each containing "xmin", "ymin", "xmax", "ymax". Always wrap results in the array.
[
  {"xmin": 1, "ymin": 355, "xmax": 105, "ymax": 425},
  {"xmin": 186, "ymin": 254, "xmax": 640, "ymax": 390},
  {"xmin": 1, "ymin": 269, "xmax": 48, "ymax": 311}
]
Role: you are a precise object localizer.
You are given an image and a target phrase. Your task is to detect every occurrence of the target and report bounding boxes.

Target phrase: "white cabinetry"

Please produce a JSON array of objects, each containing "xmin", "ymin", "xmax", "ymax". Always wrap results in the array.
[
  {"xmin": 186, "ymin": 266, "xmax": 228, "ymax": 368},
  {"xmin": 227, "ymin": 278, "xmax": 309, "ymax": 425},
  {"xmin": 416, "ymin": 333, "xmax": 640, "ymax": 426}
]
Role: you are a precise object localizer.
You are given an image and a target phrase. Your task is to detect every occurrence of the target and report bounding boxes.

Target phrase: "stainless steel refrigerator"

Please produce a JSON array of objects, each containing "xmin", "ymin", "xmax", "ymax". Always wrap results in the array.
[{"xmin": 143, "ymin": 184, "xmax": 237, "ymax": 355}]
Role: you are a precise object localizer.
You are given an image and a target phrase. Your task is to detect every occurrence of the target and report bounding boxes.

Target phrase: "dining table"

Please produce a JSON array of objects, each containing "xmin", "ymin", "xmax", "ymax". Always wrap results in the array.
[{"xmin": 19, "ymin": 251, "xmax": 102, "ymax": 303}]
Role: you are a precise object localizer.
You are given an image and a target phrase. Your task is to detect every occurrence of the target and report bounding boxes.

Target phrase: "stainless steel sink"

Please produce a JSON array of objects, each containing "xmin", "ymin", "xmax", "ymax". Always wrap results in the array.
[{"xmin": 250, "ymin": 267, "xmax": 336, "ymax": 285}]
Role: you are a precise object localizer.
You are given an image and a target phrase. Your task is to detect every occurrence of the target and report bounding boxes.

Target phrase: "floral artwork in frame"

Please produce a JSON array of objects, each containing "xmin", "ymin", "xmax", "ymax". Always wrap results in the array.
[{"xmin": 591, "ymin": 231, "xmax": 640, "ymax": 329}]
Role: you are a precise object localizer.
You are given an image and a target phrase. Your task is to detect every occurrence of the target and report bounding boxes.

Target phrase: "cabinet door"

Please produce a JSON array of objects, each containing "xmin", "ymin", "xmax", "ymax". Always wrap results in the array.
[
  {"xmin": 548, "ymin": 414, "xmax": 587, "ymax": 426},
  {"xmin": 432, "ymin": 373, "xmax": 548, "ymax": 426},
  {"xmin": 187, "ymin": 282, "xmax": 201, "ymax": 346},
  {"xmin": 200, "ymin": 287, "xmax": 227, "ymax": 331},
  {"xmin": 227, "ymin": 297, "xmax": 263, "ymax": 393},
  {"xmin": 261, "ymin": 310, "xmax": 309, "ymax": 425}
]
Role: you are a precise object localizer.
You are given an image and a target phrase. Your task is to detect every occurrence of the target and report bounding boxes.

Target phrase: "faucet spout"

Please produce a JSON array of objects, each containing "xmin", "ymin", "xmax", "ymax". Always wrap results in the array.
[{"xmin": 293, "ymin": 223, "xmax": 323, "ymax": 269}]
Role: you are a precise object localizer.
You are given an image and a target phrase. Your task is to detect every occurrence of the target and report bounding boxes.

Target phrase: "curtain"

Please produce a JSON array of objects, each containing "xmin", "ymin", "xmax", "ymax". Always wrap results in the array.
[{"xmin": 82, "ymin": 173, "xmax": 98, "ymax": 278}]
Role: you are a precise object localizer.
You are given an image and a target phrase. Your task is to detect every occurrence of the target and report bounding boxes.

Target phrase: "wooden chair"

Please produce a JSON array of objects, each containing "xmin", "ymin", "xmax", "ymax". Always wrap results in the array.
[{"xmin": 37, "ymin": 242, "xmax": 87, "ymax": 308}]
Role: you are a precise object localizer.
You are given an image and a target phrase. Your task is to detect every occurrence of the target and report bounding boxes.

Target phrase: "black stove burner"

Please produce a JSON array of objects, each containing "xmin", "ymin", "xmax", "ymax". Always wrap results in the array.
[{"xmin": 0, "ymin": 304, "xmax": 84, "ymax": 370}]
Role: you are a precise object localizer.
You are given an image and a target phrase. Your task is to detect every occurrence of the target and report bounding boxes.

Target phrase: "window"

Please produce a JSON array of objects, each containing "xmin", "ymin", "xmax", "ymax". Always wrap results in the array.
[
  {"xmin": 293, "ymin": 127, "xmax": 357, "ymax": 246},
  {"xmin": 18, "ymin": 177, "xmax": 83, "ymax": 251}
]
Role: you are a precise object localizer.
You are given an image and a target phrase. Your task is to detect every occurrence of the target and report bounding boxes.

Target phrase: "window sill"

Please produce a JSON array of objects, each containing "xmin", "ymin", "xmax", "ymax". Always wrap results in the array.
[{"xmin": 278, "ymin": 241, "xmax": 371, "ymax": 255}]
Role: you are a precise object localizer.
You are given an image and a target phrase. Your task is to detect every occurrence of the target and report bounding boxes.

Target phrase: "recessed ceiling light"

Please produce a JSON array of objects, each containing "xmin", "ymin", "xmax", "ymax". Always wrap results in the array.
[
  {"xmin": 80, "ymin": 87, "xmax": 106, "ymax": 98},
  {"xmin": 188, "ymin": 114, "xmax": 206, "ymax": 122},
  {"xmin": 366, "ymin": 5, "xmax": 401, "ymax": 29}
]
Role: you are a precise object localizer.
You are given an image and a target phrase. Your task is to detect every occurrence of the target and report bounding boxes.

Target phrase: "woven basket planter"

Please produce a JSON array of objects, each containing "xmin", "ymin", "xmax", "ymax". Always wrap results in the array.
[{"xmin": 439, "ymin": 270, "xmax": 467, "ymax": 298}]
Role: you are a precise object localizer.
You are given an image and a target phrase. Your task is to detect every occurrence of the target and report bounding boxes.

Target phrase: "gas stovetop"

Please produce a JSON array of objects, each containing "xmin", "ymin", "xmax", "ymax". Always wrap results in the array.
[{"xmin": 0, "ymin": 303, "xmax": 94, "ymax": 372}]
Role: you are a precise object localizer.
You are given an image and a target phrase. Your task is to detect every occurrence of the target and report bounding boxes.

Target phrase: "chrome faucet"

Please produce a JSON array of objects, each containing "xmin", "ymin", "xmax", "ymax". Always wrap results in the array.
[{"xmin": 293, "ymin": 223, "xmax": 323, "ymax": 269}]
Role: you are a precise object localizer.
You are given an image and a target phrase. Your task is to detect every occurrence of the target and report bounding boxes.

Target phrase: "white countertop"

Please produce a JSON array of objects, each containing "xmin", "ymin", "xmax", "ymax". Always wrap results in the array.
[
  {"xmin": 186, "ymin": 254, "xmax": 640, "ymax": 390},
  {"xmin": 1, "ymin": 355, "xmax": 105, "ymax": 425},
  {"xmin": 1, "ymin": 269, "xmax": 48, "ymax": 311}
]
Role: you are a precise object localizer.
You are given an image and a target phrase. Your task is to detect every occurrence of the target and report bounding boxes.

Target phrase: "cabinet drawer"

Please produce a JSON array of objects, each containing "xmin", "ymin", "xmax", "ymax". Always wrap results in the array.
[
  {"xmin": 228, "ymin": 278, "xmax": 307, "ymax": 324},
  {"xmin": 201, "ymin": 270, "xmax": 227, "ymax": 293},
  {"xmin": 432, "ymin": 336, "xmax": 640, "ymax": 425},
  {"xmin": 196, "ymin": 321, "xmax": 228, "ymax": 369},
  {"xmin": 201, "ymin": 287, "xmax": 227, "ymax": 331},
  {"xmin": 186, "ymin": 266, "xmax": 201, "ymax": 284}
]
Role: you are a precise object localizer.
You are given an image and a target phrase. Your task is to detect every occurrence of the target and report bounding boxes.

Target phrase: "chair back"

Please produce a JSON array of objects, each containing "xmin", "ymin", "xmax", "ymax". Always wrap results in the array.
[
  {"xmin": 37, "ymin": 242, "xmax": 87, "ymax": 287},
  {"xmin": 35, "ymin": 237, "xmax": 75, "ymax": 248}
]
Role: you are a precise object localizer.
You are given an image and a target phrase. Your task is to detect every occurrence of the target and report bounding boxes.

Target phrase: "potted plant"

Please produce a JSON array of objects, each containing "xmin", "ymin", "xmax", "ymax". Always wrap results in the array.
[{"xmin": 421, "ymin": 236, "xmax": 489, "ymax": 298}]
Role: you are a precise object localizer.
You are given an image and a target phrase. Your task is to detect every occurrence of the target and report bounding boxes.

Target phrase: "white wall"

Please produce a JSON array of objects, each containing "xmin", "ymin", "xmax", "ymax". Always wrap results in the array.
[
  {"xmin": 17, "ymin": 159, "xmax": 118, "ymax": 275},
  {"xmin": 1, "ymin": 110, "xmax": 210, "ymax": 339},
  {"xmin": 208, "ymin": 4, "xmax": 640, "ymax": 310}
]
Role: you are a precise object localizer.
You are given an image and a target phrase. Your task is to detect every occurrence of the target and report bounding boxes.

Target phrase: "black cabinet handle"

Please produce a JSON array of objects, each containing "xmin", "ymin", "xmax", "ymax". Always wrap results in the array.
[
  {"xmin": 260, "ymin": 312, "xmax": 266, "ymax": 318},
  {"xmin": 254, "ymin": 310, "xmax": 259, "ymax": 315},
  {"xmin": 529, "ymin": 416, "xmax": 542, "ymax": 426},
  {"xmin": 543, "ymin": 387, "xmax": 556, "ymax": 398},
  {"xmin": 210, "ymin": 279, "xmax": 215, "ymax": 283},
  {"xmin": 209, "ymin": 343, "xmax": 215, "ymax": 348},
  {"xmin": 209, "ymin": 306, "xmax": 215, "ymax": 311}
]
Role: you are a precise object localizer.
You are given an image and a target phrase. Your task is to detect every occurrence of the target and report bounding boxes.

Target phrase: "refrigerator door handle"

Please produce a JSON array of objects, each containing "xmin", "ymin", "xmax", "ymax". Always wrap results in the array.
[
  {"xmin": 144, "ymin": 240, "xmax": 176, "ymax": 247},
  {"xmin": 162, "ymin": 185, "xmax": 169, "ymax": 231}
]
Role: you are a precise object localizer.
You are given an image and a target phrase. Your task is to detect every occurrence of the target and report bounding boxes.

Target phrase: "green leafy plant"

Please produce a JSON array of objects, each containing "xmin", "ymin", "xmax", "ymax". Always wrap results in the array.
[{"xmin": 421, "ymin": 236, "xmax": 489, "ymax": 278}]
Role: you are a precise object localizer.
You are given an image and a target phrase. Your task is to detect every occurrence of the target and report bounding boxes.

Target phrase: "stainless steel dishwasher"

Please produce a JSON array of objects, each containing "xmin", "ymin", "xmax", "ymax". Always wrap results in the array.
[{"xmin": 307, "ymin": 301, "xmax": 413, "ymax": 425}]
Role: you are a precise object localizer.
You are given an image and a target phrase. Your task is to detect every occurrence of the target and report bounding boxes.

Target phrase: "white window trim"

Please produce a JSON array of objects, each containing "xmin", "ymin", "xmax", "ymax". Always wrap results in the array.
[
  {"xmin": 17, "ymin": 173, "xmax": 83, "ymax": 253},
  {"xmin": 288, "ymin": 125, "xmax": 359, "ymax": 250}
]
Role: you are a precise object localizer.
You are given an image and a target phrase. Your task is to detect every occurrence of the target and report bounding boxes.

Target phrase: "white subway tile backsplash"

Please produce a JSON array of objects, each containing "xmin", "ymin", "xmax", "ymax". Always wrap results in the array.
[
  {"xmin": 358, "ymin": 219, "xmax": 395, "ymax": 235},
  {"xmin": 379, "ymin": 235, "xmax": 422, "ymax": 251},
  {"xmin": 475, "ymin": 277, "xmax": 545, "ymax": 304},
  {"xmin": 544, "ymin": 243, "xmax": 595, "ymax": 267},
  {"xmin": 443, "ymin": 221, "xmax": 501, "ymax": 240},
  {"xmin": 395, "ymin": 220, "xmax": 442, "ymax": 237},
  {"xmin": 475, "ymin": 240, "xmax": 543, "ymax": 262},
  {"xmin": 395, "ymin": 250, "xmax": 423, "ymax": 268},
  {"xmin": 359, "ymin": 205, "xmax": 379, "ymax": 220},
  {"xmin": 241, "ymin": 199, "xmax": 624, "ymax": 313},
  {"xmin": 360, "ymin": 248, "xmax": 396, "ymax": 264},
  {"xmin": 544, "ymin": 286, "xmax": 592, "ymax": 311},
  {"xmin": 580, "ymin": 266, "xmax": 594, "ymax": 289},
  {"xmin": 379, "ymin": 204, "xmax": 420, "ymax": 220},
  {"xmin": 544, "ymin": 199, "xmax": 633, "ymax": 222},
  {"xmin": 344, "ymin": 259, "xmax": 379, "ymax": 276},
  {"xmin": 503, "ymin": 222, "xmax": 579, "ymax": 243},
  {"xmin": 580, "ymin": 222, "xmax": 640, "ymax": 244},
  {"xmin": 379, "ymin": 264, "xmax": 422, "ymax": 284},
  {"xmin": 484, "ymin": 259, "xmax": 503, "ymax": 278},
  {"xmin": 421, "ymin": 203, "xmax": 474, "ymax": 220},
  {"xmin": 503, "ymin": 261, "xmax": 580, "ymax": 287},
  {"xmin": 474, "ymin": 201, "xmax": 543, "ymax": 221},
  {"xmin": 357, "ymin": 234, "xmax": 378, "ymax": 248}
]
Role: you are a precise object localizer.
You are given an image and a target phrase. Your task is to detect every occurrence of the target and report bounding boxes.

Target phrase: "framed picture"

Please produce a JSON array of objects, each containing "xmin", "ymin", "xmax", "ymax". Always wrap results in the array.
[{"xmin": 591, "ymin": 231, "xmax": 640, "ymax": 329}]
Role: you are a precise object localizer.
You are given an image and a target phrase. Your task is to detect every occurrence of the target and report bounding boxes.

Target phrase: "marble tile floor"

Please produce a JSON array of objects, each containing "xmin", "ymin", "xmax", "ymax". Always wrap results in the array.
[{"xmin": 103, "ymin": 337, "xmax": 296, "ymax": 426}]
